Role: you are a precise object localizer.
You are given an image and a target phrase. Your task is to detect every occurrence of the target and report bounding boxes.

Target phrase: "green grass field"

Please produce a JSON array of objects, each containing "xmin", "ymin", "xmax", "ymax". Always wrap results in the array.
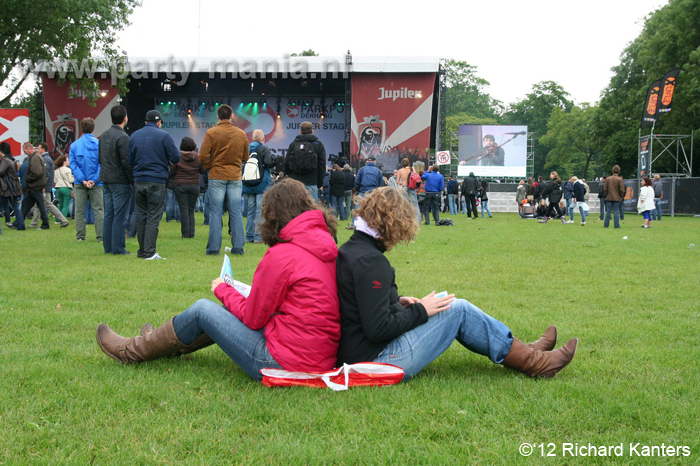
[{"xmin": 1, "ymin": 212, "xmax": 698, "ymax": 465}]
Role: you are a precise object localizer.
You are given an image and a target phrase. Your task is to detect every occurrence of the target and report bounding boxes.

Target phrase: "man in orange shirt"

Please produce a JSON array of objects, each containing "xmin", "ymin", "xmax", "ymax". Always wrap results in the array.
[{"xmin": 199, "ymin": 104, "xmax": 249, "ymax": 255}]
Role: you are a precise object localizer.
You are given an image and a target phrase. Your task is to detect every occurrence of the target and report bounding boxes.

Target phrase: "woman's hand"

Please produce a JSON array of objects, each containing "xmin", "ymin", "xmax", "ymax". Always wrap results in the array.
[
  {"xmin": 420, "ymin": 291, "xmax": 456, "ymax": 317},
  {"xmin": 399, "ymin": 296, "xmax": 420, "ymax": 307},
  {"xmin": 211, "ymin": 278, "xmax": 225, "ymax": 293}
]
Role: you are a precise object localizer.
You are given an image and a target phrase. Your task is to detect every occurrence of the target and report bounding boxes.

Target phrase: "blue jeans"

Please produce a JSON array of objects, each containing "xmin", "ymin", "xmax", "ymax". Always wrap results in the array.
[
  {"xmin": 164, "ymin": 188, "xmax": 180, "ymax": 222},
  {"xmin": 343, "ymin": 190, "xmax": 353, "ymax": 221},
  {"xmin": 305, "ymin": 185, "xmax": 319, "ymax": 201},
  {"xmin": 653, "ymin": 198, "xmax": 662, "ymax": 220},
  {"xmin": 604, "ymin": 200, "xmax": 620, "ymax": 228},
  {"xmin": 173, "ymin": 299, "xmax": 282, "ymax": 380},
  {"xmin": 481, "ymin": 199, "xmax": 492, "ymax": 217},
  {"xmin": 405, "ymin": 188, "xmax": 421, "ymax": 223},
  {"xmin": 373, "ymin": 298, "xmax": 513, "ymax": 380},
  {"xmin": 566, "ymin": 198, "xmax": 574, "ymax": 220},
  {"xmin": 203, "ymin": 190, "xmax": 210, "ymax": 225},
  {"xmin": 102, "ymin": 183, "xmax": 133, "ymax": 254},
  {"xmin": 207, "ymin": 179, "xmax": 244, "ymax": 255},
  {"xmin": 448, "ymin": 194, "xmax": 457, "ymax": 215},
  {"xmin": 243, "ymin": 192, "xmax": 263, "ymax": 243},
  {"xmin": 330, "ymin": 194, "xmax": 345, "ymax": 220},
  {"xmin": 577, "ymin": 203, "xmax": 587, "ymax": 223}
]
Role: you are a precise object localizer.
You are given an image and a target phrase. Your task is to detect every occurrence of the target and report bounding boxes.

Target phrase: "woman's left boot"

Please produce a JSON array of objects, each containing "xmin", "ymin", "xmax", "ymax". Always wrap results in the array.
[
  {"xmin": 140, "ymin": 323, "xmax": 215, "ymax": 356},
  {"xmin": 97, "ymin": 318, "xmax": 187, "ymax": 364},
  {"xmin": 528, "ymin": 325, "xmax": 557, "ymax": 352}
]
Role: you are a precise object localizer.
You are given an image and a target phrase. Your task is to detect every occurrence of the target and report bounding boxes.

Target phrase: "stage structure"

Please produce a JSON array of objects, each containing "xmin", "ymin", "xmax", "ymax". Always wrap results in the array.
[
  {"xmin": 39, "ymin": 55, "xmax": 442, "ymax": 173},
  {"xmin": 638, "ymin": 130, "xmax": 693, "ymax": 179}
]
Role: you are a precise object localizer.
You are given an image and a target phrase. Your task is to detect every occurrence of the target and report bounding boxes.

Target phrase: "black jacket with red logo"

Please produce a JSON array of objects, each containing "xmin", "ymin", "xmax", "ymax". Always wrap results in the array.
[{"xmin": 336, "ymin": 231, "xmax": 428, "ymax": 365}]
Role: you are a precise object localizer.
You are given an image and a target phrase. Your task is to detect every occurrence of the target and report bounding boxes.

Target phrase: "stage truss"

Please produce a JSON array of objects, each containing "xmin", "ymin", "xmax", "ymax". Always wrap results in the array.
[{"xmin": 638, "ymin": 130, "xmax": 694, "ymax": 178}]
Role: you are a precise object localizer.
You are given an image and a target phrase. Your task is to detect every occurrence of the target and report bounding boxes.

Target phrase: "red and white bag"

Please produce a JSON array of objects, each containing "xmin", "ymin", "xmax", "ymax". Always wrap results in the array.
[{"xmin": 261, "ymin": 362, "xmax": 404, "ymax": 390}]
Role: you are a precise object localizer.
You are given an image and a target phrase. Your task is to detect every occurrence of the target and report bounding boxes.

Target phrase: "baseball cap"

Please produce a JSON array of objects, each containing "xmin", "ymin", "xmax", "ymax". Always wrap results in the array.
[{"xmin": 145, "ymin": 110, "xmax": 163, "ymax": 122}]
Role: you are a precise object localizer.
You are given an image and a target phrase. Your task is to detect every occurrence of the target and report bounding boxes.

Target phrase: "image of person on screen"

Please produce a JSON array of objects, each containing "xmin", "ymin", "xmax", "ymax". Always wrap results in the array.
[
  {"xmin": 459, "ymin": 134, "xmax": 505, "ymax": 167},
  {"xmin": 479, "ymin": 135, "xmax": 505, "ymax": 166}
]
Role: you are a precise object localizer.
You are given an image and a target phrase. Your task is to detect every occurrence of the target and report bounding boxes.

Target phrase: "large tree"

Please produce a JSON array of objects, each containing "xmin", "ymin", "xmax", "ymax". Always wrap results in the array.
[
  {"xmin": 502, "ymin": 81, "xmax": 574, "ymax": 177},
  {"xmin": 540, "ymin": 105, "xmax": 603, "ymax": 180},
  {"xmin": 597, "ymin": 0, "xmax": 700, "ymax": 176},
  {"xmin": 0, "ymin": 0, "xmax": 141, "ymax": 106}
]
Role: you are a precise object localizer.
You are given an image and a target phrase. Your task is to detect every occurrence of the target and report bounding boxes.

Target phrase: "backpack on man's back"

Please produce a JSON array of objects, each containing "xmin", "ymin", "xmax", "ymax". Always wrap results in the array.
[
  {"xmin": 408, "ymin": 169, "xmax": 422, "ymax": 189},
  {"xmin": 286, "ymin": 140, "xmax": 317, "ymax": 174}
]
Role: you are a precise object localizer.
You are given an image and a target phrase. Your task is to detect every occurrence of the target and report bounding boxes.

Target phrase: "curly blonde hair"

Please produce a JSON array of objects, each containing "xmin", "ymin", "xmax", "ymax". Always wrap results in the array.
[
  {"xmin": 356, "ymin": 187, "xmax": 419, "ymax": 248},
  {"xmin": 260, "ymin": 178, "xmax": 337, "ymax": 247}
]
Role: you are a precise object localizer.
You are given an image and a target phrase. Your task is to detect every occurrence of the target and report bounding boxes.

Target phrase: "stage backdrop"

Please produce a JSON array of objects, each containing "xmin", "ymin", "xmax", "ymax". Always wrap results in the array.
[
  {"xmin": 458, "ymin": 125, "xmax": 527, "ymax": 178},
  {"xmin": 0, "ymin": 108, "xmax": 30, "ymax": 163},
  {"xmin": 154, "ymin": 98, "xmax": 345, "ymax": 165},
  {"xmin": 350, "ymin": 73, "xmax": 436, "ymax": 170},
  {"xmin": 42, "ymin": 75, "xmax": 119, "ymax": 158}
]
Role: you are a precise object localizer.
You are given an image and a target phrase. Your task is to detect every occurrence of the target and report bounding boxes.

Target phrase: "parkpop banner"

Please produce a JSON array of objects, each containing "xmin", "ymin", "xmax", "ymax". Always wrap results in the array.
[
  {"xmin": 658, "ymin": 68, "xmax": 681, "ymax": 114},
  {"xmin": 350, "ymin": 73, "xmax": 436, "ymax": 171},
  {"xmin": 640, "ymin": 79, "xmax": 662, "ymax": 128},
  {"xmin": 42, "ymin": 75, "xmax": 118, "ymax": 158}
]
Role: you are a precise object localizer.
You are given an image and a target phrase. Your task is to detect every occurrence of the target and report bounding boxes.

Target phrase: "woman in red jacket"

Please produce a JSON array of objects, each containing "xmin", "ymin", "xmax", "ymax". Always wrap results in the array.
[{"xmin": 96, "ymin": 179, "xmax": 340, "ymax": 380}]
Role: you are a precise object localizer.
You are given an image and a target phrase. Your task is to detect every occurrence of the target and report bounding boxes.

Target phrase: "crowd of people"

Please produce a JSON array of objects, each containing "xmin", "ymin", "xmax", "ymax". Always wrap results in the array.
[{"xmin": 3, "ymin": 102, "xmax": 678, "ymax": 386}]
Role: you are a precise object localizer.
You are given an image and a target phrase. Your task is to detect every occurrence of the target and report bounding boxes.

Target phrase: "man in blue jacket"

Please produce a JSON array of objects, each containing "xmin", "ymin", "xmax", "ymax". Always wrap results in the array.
[
  {"xmin": 349, "ymin": 156, "xmax": 384, "ymax": 229},
  {"xmin": 421, "ymin": 164, "xmax": 444, "ymax": 225},
  {"xmin": 70, "ymin": 118, "xmax": 104, "ymax": 242},
  {"xmin": 128, "ymin": 110, "xmax": 180, "ymax": 260}
]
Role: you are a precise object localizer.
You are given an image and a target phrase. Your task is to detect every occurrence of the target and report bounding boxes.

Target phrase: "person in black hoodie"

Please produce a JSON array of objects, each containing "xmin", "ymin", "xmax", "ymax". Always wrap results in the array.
[
  {"xmin": 336, "ymin": 187, "xmax": 578, "ymax": 380},
  {"xmin": 538, "ymin": 171, "xmax": 565, "ymax": 223},
  {"xmin": 284, "ymin": 121, "xmax": 326, "ymax": 201}
]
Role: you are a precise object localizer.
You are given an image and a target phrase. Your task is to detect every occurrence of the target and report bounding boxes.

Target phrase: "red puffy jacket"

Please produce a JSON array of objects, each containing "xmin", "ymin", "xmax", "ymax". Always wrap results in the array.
[{"xmin": 214, "ymin": 210, "xmax": 340, "ymax": 372}]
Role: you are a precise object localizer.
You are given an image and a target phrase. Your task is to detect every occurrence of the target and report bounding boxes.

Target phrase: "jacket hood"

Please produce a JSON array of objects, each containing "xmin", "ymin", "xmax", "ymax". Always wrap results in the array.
[
  {"xmin": 81, "ymin": 133, "xmax": 99, "ymax": 150},
  {"xmin": 279, "ymin": 210, "xmax": 337, "ymax": 263},
  {"xmin": 295, "ymin": 134, "xmax": 318, "ymax": 143},
  {"xmin": 180, "ymin": 150, "xmax": 198, "ymax": 161}
]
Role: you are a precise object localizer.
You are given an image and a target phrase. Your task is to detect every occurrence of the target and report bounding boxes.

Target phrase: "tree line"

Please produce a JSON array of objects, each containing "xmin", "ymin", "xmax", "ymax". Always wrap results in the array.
[{"xmin": 444, "ymin": 0, "xmax": 700, "ymax": 180}]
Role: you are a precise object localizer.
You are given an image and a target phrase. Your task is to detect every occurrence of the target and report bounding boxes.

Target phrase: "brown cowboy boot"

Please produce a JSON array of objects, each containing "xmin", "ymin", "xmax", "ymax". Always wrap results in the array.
[
  {"xmin": 527, "ymin": 325, "xmax": 557, "ymax": 352},
  {"xmin": 503, "ymin": 337, "xmax": 578, "ymax": 378},
  {"xmin": 96, "ymin": 318, "xmax": 186, "ymax": 364},
  {"xmin": 141, "ymin": 323, "xmax": 214, "ymax": 356}
]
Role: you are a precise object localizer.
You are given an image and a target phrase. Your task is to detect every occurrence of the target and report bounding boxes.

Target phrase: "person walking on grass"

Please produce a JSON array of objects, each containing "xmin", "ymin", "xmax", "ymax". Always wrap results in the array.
[
  {"xmin": 96, "ymin": 179, "xmax": 341, "ymax": 380},
  {"xmin": 538, "ymin": 171, "xmax": 565, "ymax": 223},
  {"xmin": 335, "ymin": 187, "xmax": 578, "ymax": 380},
  {"xmin": 637, "ymin": 177, "xmax": 655, "ymax": 229}
]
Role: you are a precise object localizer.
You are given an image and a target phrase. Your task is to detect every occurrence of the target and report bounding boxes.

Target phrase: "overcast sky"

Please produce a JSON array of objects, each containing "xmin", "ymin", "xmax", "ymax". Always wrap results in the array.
[{"xmin": 117, "ymin": 0, "xmax": 668, "ymax": 106}]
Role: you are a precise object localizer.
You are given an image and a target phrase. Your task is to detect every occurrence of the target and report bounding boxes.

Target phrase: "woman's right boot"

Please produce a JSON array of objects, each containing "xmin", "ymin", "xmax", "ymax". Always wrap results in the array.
[{"xmin": 528, "ymin": 325, "xmax": 557, "ymax": 352}]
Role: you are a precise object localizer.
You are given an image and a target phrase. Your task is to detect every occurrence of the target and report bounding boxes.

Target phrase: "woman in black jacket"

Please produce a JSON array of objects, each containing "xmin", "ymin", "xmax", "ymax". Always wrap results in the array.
[
  {"xmin": 336, "ymin": 187, "xmax": 578, "ymax": 380},
  {"xmin": 329, "ymin": 164, "xmax": 346, "ymax": 220},
  {"xmin": 538, "ymin": 171, "xmax": 565, "ymax": 223}
]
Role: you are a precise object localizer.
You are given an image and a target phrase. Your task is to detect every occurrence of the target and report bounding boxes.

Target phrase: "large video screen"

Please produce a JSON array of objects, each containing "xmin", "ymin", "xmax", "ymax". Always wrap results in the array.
[{"xmin": 457, "ymin": 125, "xmax": 527, "ymax": 178}]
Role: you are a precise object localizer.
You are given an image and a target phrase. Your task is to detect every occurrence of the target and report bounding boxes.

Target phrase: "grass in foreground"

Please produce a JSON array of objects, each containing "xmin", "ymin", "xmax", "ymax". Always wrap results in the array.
[{"xmin": 0, "ymin": 212, "xmax": 698, "ymax": 465}]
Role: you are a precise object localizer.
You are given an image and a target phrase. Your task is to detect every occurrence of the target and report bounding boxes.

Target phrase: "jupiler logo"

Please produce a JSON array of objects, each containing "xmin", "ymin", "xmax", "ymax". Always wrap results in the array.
[{"xmin": 377, "ymin": 87, "xmax": 422, "ymax": 101}]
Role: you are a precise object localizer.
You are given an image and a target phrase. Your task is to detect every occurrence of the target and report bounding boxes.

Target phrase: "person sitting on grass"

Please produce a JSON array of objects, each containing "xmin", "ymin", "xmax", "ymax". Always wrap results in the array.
[
  {"xmin": 335, "ymin": 187, "xmax": 578, "ymax": 380},
  {"xmin": 96, "ymin": 178, "xmax": 341, "ymax": 380}
]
